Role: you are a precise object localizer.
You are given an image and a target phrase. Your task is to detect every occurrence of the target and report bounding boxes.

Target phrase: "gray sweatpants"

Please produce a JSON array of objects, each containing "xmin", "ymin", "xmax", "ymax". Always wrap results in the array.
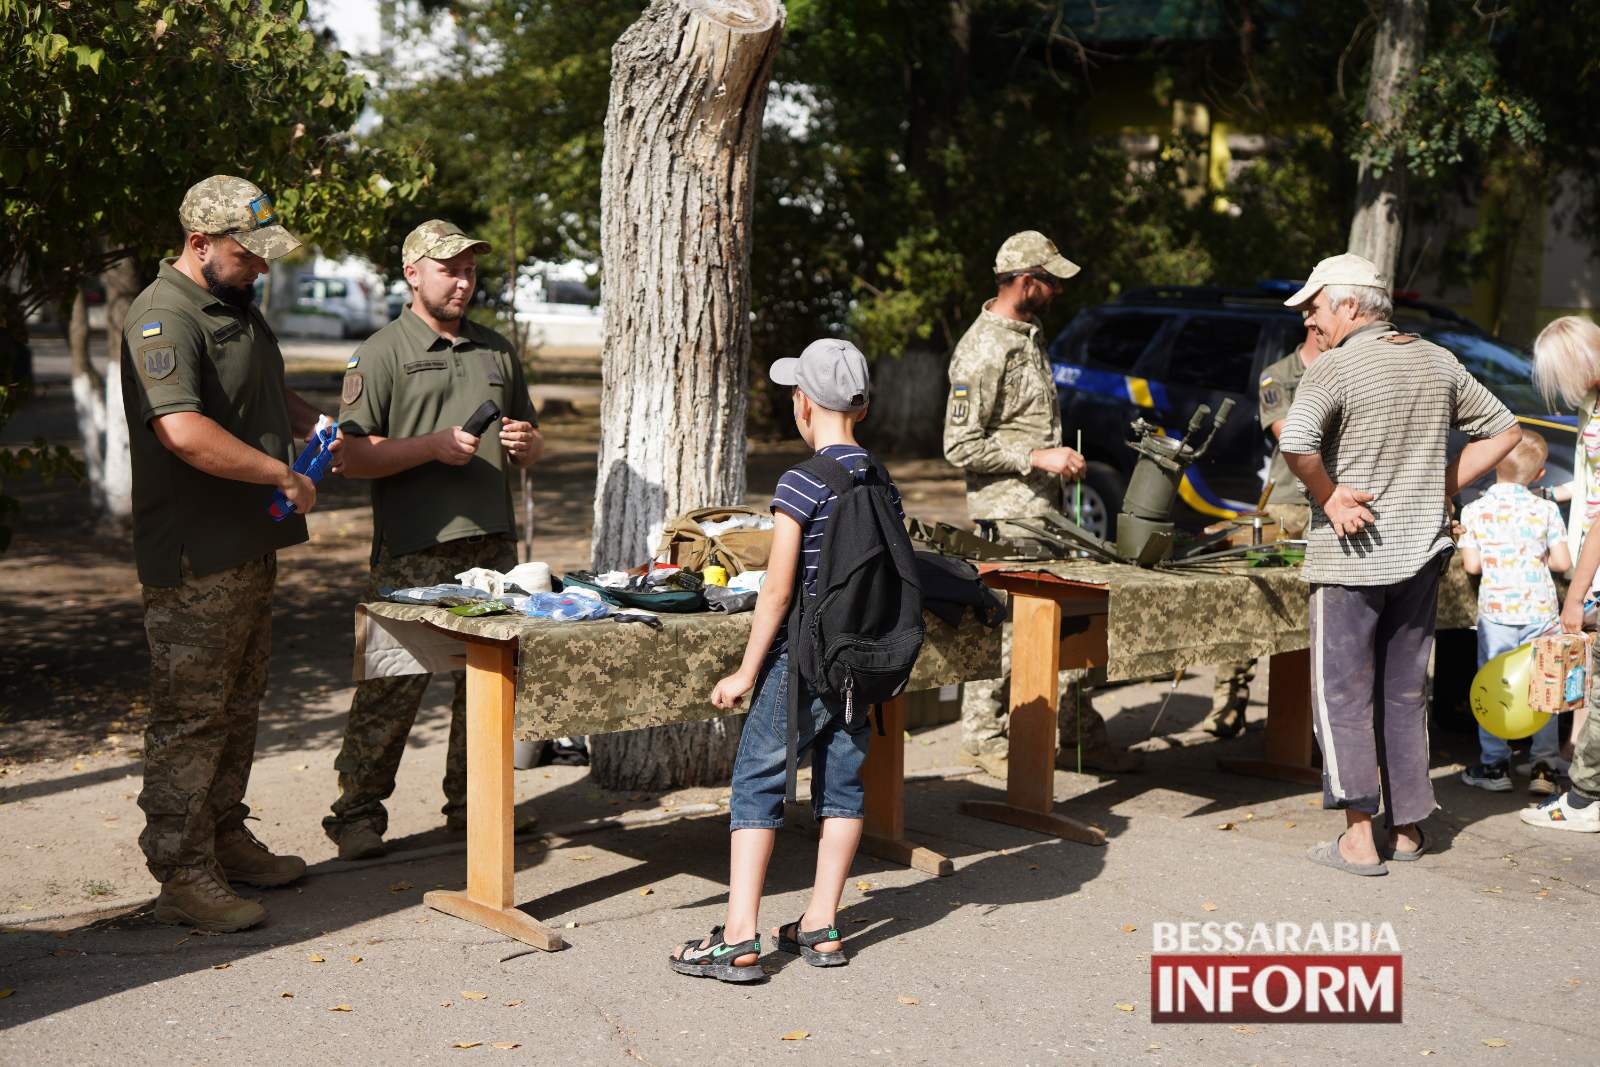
[{"xmin": 1309, "ymin": 557, "xmax": 1443, "ymax": 826}]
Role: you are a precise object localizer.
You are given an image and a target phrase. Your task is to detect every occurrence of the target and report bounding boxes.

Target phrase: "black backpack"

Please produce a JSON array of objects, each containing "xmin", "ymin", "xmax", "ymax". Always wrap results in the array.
[{"xmin": 783, "ymin": 454, "xmax": 925, "ymax": 800}]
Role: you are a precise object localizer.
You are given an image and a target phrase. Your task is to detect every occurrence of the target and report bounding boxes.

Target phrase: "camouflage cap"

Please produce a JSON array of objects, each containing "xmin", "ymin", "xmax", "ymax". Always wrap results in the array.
[
  {"xmin": 178, "ymin": 175, "xmax": 302, "ymax": 260},
  {"xmin": 994, "ymin": 230, "xmax": 1080, "ymax": 280},
  {"xmin": 402, "ymin": 219, "xmax": 492, "ymax": 266}
]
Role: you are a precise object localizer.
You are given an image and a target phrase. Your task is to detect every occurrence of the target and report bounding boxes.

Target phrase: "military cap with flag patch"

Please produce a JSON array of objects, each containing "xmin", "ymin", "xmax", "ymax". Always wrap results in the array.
[
  {"xmin": 402, "ymin": 219, "xmax": 492, "ymax": 267},
  {"xmin": 178, "ymin": 175, "xmax": 302, "ymax": 260},
  {"xmin": 994, "ymin": 230, "xmax": 1080, "ymax": 280}
]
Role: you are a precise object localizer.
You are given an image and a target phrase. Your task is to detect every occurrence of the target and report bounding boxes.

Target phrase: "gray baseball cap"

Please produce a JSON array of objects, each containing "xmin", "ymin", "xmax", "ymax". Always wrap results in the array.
[{"xmin": 770, "ymin": 338, "xmax": 870, "ymax": 413}]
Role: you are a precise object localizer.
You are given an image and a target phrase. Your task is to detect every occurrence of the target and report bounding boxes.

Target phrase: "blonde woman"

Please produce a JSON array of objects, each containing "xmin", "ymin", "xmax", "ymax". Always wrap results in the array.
[{"xmin": 1525, "ymin": 315, "xmax": 1600, "ymax": 832}]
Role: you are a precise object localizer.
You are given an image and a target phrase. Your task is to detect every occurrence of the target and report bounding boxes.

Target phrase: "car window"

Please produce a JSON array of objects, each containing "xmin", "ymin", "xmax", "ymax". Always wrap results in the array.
[
  {"xmin": 1424, "ymin": 328, "xmax": 1546, "ymax": 414},
  {"xmin": 297, "ymin": 279, "xmax": 320, "ymax": 301},
  {"xmin": 1165, "ymin": 315, "xmax": 1260, "ymax": 395},
  {"xmin": 1082, "ymin": 314, "xmax": 1164, "ymax": 372},
  {"xmin": 326, "ymin": 279, "xmax": 349, "ymax": 299}
]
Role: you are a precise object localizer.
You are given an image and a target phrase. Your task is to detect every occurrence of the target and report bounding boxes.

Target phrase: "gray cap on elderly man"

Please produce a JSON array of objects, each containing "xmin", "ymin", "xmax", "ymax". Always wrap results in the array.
[
  {"xmin": 770, "ymin": 338, "xmax": 871, "ymax": 413},
  {"xmin": 1283, "ymin": 253, "xmax": 1389, "ymax": 309}
]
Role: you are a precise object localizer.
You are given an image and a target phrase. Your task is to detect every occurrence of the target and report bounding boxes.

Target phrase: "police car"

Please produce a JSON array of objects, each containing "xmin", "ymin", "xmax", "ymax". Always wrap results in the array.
[{"xmin": 1047, "ymin": 282, "xmax": 1574, "ymax": 538}]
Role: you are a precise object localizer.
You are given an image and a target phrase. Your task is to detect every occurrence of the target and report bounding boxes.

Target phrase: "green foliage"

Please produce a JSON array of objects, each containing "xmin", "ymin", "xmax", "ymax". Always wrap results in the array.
[
  {"xmin": 1355, "ymin": 42, "xmax": 1543, "ymax": 180},
  {"xmin": 0, "ymin": 0, "xmax": 431, "ymax": 322},
  {"xmin": 358, "ymin": 0, "xmax": 641, "ymax": 298}
]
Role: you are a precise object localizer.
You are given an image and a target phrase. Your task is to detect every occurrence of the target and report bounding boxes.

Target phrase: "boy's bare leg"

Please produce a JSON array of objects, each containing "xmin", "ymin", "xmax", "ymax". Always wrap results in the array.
[
  {"xmin": 672, "ymin": 827, "xmax": 775, "ymax": 967},
  {"xmin": 783, "ymin": 816, "xmax": 863, "ymax": 953},
  {"xmin": 1340, "ymin": 811, "xmax": 1381, "ymax": 864}
]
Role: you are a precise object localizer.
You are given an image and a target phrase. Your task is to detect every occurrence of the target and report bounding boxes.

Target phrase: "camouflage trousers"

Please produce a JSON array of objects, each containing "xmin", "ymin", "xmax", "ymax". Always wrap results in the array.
[
  {"xmin": 324, "ymin": 535, "xmax": 517, "ymax": 839},
  {"xmin": 1212, "ymin": 660, "xmax": 1256, "ymax": 712},
  {"xmin": 138, "ymin": 554, "xmax": 276, "ymax": 882},
  {"xmin": 1570, "ymin": 643, "xmax": 1600, "ymax": 800},
  {"xmin": 960, "ymin": 591, "xmax": 1110, "ymax": 758}
]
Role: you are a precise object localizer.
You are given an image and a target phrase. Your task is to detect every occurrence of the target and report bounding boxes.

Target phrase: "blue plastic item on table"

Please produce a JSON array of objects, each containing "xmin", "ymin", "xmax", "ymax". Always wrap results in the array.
[
  {"xmin": 523, "ymin": 591, "xmax": 611, "ymax": 621},
  {"xmin": 269, "ymin": 418, "xmax": 338, "ymax": 521}
]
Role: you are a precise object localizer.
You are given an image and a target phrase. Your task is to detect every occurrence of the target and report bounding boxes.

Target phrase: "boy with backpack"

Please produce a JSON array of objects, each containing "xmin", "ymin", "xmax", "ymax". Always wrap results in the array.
[{"xmin": 670, "ymin": 338, "xmax": 922, "ymax": 982}]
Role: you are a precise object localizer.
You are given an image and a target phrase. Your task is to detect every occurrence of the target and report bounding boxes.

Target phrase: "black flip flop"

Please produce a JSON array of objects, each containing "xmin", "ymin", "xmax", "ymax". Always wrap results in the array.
[
  {"xmin": 669, "ymin": 926, "xmax": 764, "ymax": 983},
  {"xmin": 776, "ymin": 916, "xmax": 848, "ymax": 967}
]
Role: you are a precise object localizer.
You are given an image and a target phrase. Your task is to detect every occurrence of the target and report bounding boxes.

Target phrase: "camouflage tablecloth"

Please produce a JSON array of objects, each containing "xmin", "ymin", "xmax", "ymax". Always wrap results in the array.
[
  {"xmin": 358, "ymin": 603, "xmax": 1001, "ymax": 741},
  {"xmin": 986, "ymin": 553, "xmax": 1478, "ymax": 683}
]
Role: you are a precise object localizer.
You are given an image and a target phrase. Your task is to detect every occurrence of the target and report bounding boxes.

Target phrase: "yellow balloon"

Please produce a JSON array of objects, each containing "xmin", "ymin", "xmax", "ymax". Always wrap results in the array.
[{"xmin": 1468, "ymin": 643, "xmax": 1554, "ymax": 741}]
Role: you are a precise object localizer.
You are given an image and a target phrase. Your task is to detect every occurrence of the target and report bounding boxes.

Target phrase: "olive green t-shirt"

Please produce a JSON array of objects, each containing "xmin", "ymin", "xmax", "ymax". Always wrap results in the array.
[
  {"xmin": 338, "ymin": 307, "xmax": 539, "ymax": 561},
  {"xmin": 120, "ymin": 259, "xmax": 307, "ymax": 588},
  {"xmin": 1258, "ymin": 348, "xmax": 1309, "ymax": 505}
]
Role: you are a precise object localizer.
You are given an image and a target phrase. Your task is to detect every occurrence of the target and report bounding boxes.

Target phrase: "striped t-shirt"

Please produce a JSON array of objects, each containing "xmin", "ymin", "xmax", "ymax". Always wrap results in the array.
[{"xmin": 1279, "ymin": 322, "xmax": 1516, "ymax": 586}]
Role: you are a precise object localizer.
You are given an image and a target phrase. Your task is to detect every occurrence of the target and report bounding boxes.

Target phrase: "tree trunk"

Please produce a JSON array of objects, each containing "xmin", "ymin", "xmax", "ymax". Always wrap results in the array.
[
  {"xmin": 587, "ymin": 0, "xmax": 784, "ymax": 792},
  {"xmin": 67, "ymin": 288, "xmax": 108, "ymax": 510},
  {"xmin": 1347, "ymin": 0, "xmax": 1427, "ymax": 283},
  {"xmin": 856, "ymin": 344, "xmax": 948, "ymax": 457},
  {"xmin": 97, "ymin": 257, "xmax": 139, "ymax": 525}
]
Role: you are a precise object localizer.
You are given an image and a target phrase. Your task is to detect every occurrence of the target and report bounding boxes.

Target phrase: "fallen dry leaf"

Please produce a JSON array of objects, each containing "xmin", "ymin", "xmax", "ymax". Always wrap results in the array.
[
  {"xmin": 330, "ymin": 1004, "xmax": 353, "ymax": 1012},
  {"xmin": 1420, "ymin": 1051, "xmax": 1435, "ymax": 1057},
  {"xmin": 212, "ymin": 964, "xmax": 231, "ymax": 971},
  {"xmin": 1201, "ymin": 902, "xmax": 1219, "ymax": 912},
  {"xmin": 1568, "ymin": 979, "xmax": 1583, "ymax": 987},
  {"xmin": 1481, "ymin": 887, "xmax": 1504, "ymax": 895},
  {"xmin": 855, "ymin": 880, "xmax": 873, "ymax": 891},
  {"xmin": 1404, "ymin": 904, "xmax": 1417, "ymax": 912},
  {"xmin": 1147, "ymin": 1044, "xmax": 1162, "ymax": 1052},
  {"xmin": 1028, "ymin": 864, "xmax": 1040, "ymax": 871},
  {"xmin": 1121, "ymin": 924, "xmax": 1138, "ymax": 933},
  {"xmin": 0, "ymin": 989, "xmax": 13, "ymax": 999},
  {"xmin": 570, "ymin": 855, "xmax": 594, "ymax": 862},
  {"xmin": 505, "ymin": 1000, "xmax": 525, "ymax": 1007},
  {"xmin": 1217, "ymin": 822, "xmax": 1235, "ymax": 831},
  {"xmin": 1481, "ymin": 1038, "xmax": 1507, "ymax": 1048},
  {"xmin": 307, "ymin": 954, "xmax": 326, "ymax": 964},
  {"xmin": 1115, "ymin": 1003, "xmax": 1136, "ymax": 1012},
  {"xmin": 389, "ymin": 881, "xmax": 415, "ymax": 892},
  {"xmin": 638, "ymin": 887, "xmax": 654, "ymax": 897},
  {"xmin": 452, "ymin": 1042, "xmax": 482, "ymax": 1049},
  {"xmin": 1243, "ymin": 813, "xmax": 1255, "ymax": 821},
  {"xmin": 780, "ymin": 1031, "xmax": 810, "ymax": 1041},
  {"xmin": 349, "ymin": 956, "xmax": 363, "ymax": 964},
  {"xmin": 896, "ymin": 996, "xmax": 919, "ymax": 1006},
  {"xmin": 1284, "ymin": 821, "xmax": 1296, "ymax": 829},
  {"xmin": 1232, "ymin": 1025, "xmax": 1258, "ymax": 1034},
  {"xmin": 463, "ymin": 992, "xmax": 488, "ymax": 1000},
  {"xmin": 564, "ymin": 922, "xmax": 580, "ymax": 929},
  {"xmin": 491, "ymin": 1043, "xmax": 520, "ymax": 1051},
  {"xmin": 279, "ymin": 992, "xmax": 293, "ymax": 998}
]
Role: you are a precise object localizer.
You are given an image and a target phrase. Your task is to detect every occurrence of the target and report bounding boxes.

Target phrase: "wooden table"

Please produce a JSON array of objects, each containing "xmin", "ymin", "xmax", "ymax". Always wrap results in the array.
[
  {"xmin": 354, "ymin": 603, "xmax": 999, "ymax": 951},
  {"xmin": 966, "ymin": 557, "xmax": 1481, "ymax": 845}
]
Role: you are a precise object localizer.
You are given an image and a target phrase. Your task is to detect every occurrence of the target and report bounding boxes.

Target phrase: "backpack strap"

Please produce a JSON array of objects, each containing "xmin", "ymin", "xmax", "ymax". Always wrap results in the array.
[{"xmin": 797, "ymin": 453, "xmax": 859, "ymax": 499}]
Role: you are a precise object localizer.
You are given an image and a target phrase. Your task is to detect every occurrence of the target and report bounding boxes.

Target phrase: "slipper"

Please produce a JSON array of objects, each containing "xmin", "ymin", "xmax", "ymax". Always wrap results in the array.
[
  {"xmin": 1383, "ymin": 826, "xmax": 1428, "ymax": 862},
  {"xmin": 1306, "ymin": 833, "xmax": 1387, "ymax": 877}
]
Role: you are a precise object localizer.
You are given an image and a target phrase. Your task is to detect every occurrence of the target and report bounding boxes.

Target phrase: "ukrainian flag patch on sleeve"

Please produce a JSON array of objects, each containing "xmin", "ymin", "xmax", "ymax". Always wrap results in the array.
[
  {"xmin": 346, "ymin": 355, "xmax": 360, "ymax": 370},
  {"xmin": 140, "ymin": 322, "xmax": 162, "ymax": 338}
]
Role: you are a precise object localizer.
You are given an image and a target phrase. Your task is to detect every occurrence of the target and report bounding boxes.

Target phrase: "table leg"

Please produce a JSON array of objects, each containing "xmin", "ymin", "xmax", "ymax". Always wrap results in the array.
[
  {"xmin": 859, "ymin": 695, "xmax": 953, "ymax": 877},
  {"xmin": 960, "ymin": 592, "xmax": 1106, "ymax": 846},
  {"xmin": 1217, "ymin": 647, "xmax": 1321, "ymax": 785},
  {"xmin": 425, "ymin": 639, "xmax": 565, "ymax": 950}
]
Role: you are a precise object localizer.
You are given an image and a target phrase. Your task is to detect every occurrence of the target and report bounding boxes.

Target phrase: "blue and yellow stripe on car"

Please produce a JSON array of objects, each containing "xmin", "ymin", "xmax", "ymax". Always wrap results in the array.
[{"xmin": 1051, "ymin": 364, "xmax": 1171, "ymax": 413}]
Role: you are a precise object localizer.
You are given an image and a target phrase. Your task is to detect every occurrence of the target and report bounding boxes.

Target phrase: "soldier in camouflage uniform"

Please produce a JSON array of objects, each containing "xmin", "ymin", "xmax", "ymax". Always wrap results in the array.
[
  {"xmin": 324, "ymin": 220, "xmax": 544, "ymax": 860},
  {"xmin": 122, "ymin": 175, "xmax": 327, "ymax": 931},
  {"xmin": 944, "ymin": 231, "xmax": 1142, "ymax": 776},
  {"xmin": 1202, "ymin": 323, "xmax": 1319, "ymax": 737}
]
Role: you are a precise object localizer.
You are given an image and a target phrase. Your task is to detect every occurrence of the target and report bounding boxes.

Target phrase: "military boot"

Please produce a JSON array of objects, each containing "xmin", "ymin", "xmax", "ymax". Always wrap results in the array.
[
  {"xmin": 153, "ymin": 864, "xmax": 266, "ymax": 933},
  {"xmin": 958, "ymin": 743, "xmax": 1009, "ymax": 780},
  {"xmin": 333, "ymin": 824, "xmax": 387, "ymax": 861},
  {"xmin": 1057, "ymin": 709, "xmax": 1145, "ymax": 774},
  {"xmin": 216, "ymin": 824, "xmax": 307, "ymax": 887}
]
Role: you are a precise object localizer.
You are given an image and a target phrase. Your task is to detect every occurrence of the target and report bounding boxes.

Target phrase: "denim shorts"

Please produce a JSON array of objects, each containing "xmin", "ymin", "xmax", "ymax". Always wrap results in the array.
[{"xmin": 729, "ymin": 652, "xmax": 871, "ymax": 830}]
